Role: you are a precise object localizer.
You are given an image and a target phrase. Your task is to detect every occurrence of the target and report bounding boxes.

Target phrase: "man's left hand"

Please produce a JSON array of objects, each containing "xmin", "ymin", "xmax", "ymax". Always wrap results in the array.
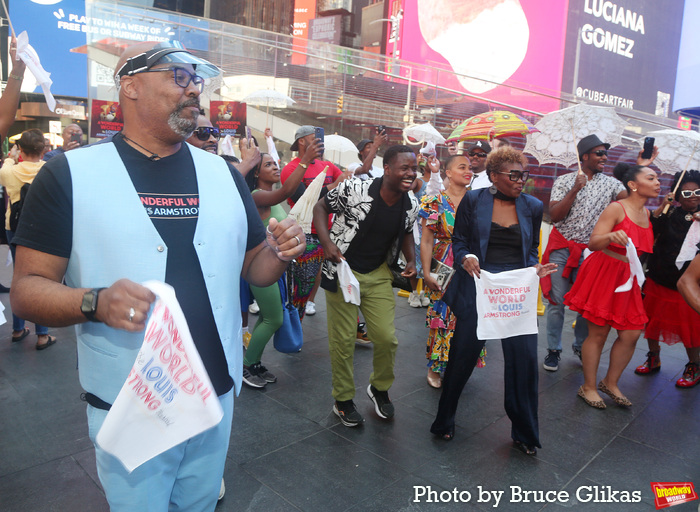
[
  {"xmin": 401, "ymin": 261, "xmax": 417, "ymax": 279},
  {"xmin": 267, "ymin": 217, "xmax": 305, "ymax": 261}
]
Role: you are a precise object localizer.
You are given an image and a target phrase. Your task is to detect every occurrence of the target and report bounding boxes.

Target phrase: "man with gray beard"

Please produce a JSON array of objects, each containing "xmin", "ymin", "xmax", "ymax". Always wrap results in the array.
[{"xmin": 9, "ymin": 41, "xmax": 305, "ymax": 511}]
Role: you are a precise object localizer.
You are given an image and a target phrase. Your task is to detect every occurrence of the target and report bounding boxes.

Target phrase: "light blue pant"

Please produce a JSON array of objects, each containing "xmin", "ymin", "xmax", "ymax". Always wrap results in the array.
[
  {"xmin": 87, "ymin": 389, "xmax": 234, "ymax": 512},
  {"xmin": 546, "ymin": 248, "xmax": 587, "ymax": 351}
]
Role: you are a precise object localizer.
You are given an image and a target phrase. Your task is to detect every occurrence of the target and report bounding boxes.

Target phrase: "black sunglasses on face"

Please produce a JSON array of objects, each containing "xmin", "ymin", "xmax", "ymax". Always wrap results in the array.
[
  {"xmin": 590, "ymin": 149, "xmax": 608, "ymax": 157},
  {"xmin": 497, "ymin": 170, "xmax": 530, "ymax": 182},
  {"xmin": 469, "ymin": 152, "xmax": 488, "ymax": 158},
  {"xmin": 137, "ymin": 66, "xmax": 205, "ymax": 93},
  {"xmin": 680, "ymin": 189, "xmax": 700, "ymax": 198},
  {"xmin": 194, "ymin": 126, "xmax": 220, "ymax": 141}
]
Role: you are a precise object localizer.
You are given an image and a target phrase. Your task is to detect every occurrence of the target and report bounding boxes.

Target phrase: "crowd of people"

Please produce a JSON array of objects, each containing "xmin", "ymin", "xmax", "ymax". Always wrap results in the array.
[{"xmin": 2, "ymin": 38, "xmax": 700, "ymax": 511}]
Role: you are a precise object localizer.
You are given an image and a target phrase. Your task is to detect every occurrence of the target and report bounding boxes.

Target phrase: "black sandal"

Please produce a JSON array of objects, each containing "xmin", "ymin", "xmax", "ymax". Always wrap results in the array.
[
  {"xmin": 12, "ymin": 328, "xmax": 30, "ymax": 343},
  {"xmin": 36, "ymin": 335, "xmax": 57, "ymax": 351},
  {"xmin": 513, "ymin": 440, "xmax": 537, "ymax": 456},
  {"xmin": 432, "ymin": 427, "xmax": 454, "ymax": 441}
]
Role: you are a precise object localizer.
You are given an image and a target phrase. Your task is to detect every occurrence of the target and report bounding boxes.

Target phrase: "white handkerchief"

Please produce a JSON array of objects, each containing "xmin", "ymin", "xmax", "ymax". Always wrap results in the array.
[
  {"xmin": 96, "ymin": 281, "xmax": 223, "ymax": 472},
  {"xmin": 614, "ymin": 240, "xmax": 645, "ymax": 293},
  {"xmin": 676, "ymin": 220, "xmax": 700, "ymax": 270}
]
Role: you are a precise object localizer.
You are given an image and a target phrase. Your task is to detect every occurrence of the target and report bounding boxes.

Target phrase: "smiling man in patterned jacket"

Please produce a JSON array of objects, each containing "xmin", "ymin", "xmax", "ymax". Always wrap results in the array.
[{"xmin": 313, "ymin": 144, "xmax": 420, "ymax": 427}]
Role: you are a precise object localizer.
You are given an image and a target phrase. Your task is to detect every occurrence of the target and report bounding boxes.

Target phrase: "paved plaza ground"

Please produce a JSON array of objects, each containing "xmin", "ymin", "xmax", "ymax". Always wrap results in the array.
[{"xmin": 0, "ymin": 252, "xmax": 697, "ymax": 511}]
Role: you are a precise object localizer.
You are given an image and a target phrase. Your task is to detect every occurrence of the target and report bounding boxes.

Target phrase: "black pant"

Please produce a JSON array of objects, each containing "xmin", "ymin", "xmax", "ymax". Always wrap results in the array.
[{"xmin": 430, "ymin": 306, "xmax": 541, "ymax": 448}]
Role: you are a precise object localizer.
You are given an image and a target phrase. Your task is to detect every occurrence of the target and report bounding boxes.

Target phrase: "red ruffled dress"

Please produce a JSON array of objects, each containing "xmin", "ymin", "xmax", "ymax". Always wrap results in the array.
[{"xmin": 564, "ymin": 205, "xmax": 654, "ymax": 330}]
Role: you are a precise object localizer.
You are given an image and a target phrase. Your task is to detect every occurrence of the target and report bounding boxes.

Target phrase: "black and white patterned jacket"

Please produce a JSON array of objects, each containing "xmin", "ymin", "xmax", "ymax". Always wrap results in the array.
[{"xmin": 320, "ymin": 177, "xmax": 419, "ymax": 291}]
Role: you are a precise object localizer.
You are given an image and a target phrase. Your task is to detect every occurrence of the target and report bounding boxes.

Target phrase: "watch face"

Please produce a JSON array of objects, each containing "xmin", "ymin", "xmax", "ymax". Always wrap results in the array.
[{"xmin": 81, "ymin": 289, "xmax": 98, "ymax": 317}]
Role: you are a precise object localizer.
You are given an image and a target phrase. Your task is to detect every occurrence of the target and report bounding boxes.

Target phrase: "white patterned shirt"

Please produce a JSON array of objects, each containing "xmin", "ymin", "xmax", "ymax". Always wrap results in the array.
[{"xmin": 550, "ymin": 171, "xmax": 625, "ymax": 244}]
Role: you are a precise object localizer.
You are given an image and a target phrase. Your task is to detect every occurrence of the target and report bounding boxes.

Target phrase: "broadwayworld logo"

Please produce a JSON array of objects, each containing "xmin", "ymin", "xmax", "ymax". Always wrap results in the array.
[{"xmin": 650, "ymin": 482, "xmax": 697, "ymax": 509}]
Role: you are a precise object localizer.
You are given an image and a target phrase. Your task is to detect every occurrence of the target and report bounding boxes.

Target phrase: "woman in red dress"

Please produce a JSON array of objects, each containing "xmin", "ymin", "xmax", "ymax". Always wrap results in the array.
[{"xmin": 565, "ymin": 163, "xmax": 659, "ymax": 408}]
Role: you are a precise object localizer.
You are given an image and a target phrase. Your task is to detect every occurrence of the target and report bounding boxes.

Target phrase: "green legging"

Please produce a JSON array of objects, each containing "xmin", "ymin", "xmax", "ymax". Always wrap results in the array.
[{"xmin": 244, "ymin": 281, "xmax": 284, "ymax": 366}]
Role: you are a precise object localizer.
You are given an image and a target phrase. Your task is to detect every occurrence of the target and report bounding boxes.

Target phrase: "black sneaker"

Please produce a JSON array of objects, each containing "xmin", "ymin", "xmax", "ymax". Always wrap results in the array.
[
  {"xmin": 572, "ymin": 344, "xmax": 582, "ymax": 361},
  {"xmin": 366, "ymin": 384, "xmax": 394, "ymax": 419},
  {"xmin": 543, "ymin": 349, "xmax": 561, "ymax": 372},
  {"xmin": 333, "ymin": 400, "xmax": 364, "ymax": 427},
  {"xmin": 242, "ymin": 364, "xmax": 267, "ymax": 388},
  {"xmin": 254, "ymin": 363, "xmax": 277, "ymax": 383}
]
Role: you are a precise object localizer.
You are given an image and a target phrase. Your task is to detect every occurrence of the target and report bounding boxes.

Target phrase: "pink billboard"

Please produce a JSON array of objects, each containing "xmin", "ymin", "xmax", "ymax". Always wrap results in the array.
[{"xmin": 396, "ymin": 0, "xmax": 570, "ymax": 113}]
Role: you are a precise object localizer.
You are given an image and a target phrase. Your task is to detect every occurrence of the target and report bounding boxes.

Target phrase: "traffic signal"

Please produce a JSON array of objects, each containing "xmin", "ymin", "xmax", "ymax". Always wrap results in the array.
[{"xmin": 336, "ymin": 95, "xmax": 344, "ymax": 114}]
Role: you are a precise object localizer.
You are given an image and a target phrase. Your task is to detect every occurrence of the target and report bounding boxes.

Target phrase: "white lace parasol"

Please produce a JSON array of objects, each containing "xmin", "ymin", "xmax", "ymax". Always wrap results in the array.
[{"xmin": 524, "ymin": 104, "xmax": 628, "ymax": 168}]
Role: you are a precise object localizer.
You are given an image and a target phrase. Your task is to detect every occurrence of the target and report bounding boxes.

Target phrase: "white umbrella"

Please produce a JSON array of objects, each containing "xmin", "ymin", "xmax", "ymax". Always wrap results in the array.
[
  {"xmin": 288, "ymin": 167, "xmax": 328, "ymax": 234},
  {"xmin": 639, "ymin": 129, "xmax": 700, "ymax": 214},
  {"xmin": 638, "ymin": 129, "xmax": 700, "ymax": 175},
  {"xmin": 524, "ymin": 104, "xmax": 628, "ymax": 172},
  {"xmin": 242, "ymin": 89, "xmax": 296, "ymax": 126},
  {"xmin": 403, "ymin": 122, "xmax": 446, "ymax": 145},
  {"xmin": 323, "ymin": 134, "xmax": 357, "ymax": 164},
  {"xmin": 241, "ymin": 89, "xmax": 296, "ymax": 108}
]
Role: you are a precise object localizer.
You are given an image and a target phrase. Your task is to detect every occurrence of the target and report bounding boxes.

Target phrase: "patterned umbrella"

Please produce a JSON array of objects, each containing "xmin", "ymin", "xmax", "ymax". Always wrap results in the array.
[
  {"xmin": 447, "ymin": 110, "xmax": 538, "ymax": 142},
  {"xmin": 523, "ymin": 104, "xmax": 627, "ymax": 169}
]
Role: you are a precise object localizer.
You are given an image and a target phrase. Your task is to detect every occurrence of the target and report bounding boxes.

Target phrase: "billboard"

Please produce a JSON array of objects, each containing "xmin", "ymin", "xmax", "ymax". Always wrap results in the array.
[
  {"xmin": 10, "ymin": 0, "xmax": 210, "ymax": 99},
  {"xmin": 210, "ymin": 101, "xmax": 246, "ymax": 137},
  {"xmin": 397, "ymin": 0, "xmax": 570, "ymax": 113},
  {"xmin": 90, "ymin": 99, "xmax": 123, "ymax": 138},
  {"xmin": 561, "ymin": 0, "xmax": 685, "ymax": 117},
  {"xmin": 673, "ymin": 0, "xmax": 700, "ymax": 116}
]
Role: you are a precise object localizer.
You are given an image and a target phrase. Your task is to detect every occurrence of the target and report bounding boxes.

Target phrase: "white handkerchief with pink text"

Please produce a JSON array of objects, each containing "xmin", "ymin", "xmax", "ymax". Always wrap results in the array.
[{"xmin": 96, "ymin": 281, "xmax": 223, "ymax": 472}]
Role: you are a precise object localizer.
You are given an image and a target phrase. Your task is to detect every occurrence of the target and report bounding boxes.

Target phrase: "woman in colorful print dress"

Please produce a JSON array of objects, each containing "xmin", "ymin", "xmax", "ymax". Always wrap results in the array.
[{"xmin": 419, "ymin": 154, "xmax": 482, "ymax": 388}]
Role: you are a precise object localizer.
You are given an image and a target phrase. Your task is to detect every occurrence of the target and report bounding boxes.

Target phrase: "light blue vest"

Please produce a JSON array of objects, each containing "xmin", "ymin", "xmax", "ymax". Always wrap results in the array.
[{"xmin": 65, "ymin": 142, "xmax": 245, "ymax": 403}]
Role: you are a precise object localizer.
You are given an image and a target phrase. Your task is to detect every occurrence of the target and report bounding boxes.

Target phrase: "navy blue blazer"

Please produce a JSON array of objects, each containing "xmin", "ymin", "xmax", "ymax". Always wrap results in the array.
[{"xmin": 443, "ymin": 188, "xmax": 543, "ymax": 319}]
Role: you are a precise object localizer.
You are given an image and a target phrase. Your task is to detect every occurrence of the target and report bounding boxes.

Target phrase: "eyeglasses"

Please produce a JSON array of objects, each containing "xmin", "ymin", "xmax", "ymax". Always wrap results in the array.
[
  {"xmin": 194, "ymin": 126, "xmax": 220, "ymax": 141},
  {"xmin": 680, "ymin": 189, "xmax": 700, "ymax": 198},
  {"xmin": 468, "ymin": 152, "xmax": 488, "ymax": 158},
  {"xmin": 497, "ymin": 170, "xmax": 530, "ymax": 182},
  {"xmin": 136, "ymin": 67, "xmax": 205, "ymax": 93},
  {"xmin": 590, "ymin": 149, "xmax": 608, "ymax": 157}
]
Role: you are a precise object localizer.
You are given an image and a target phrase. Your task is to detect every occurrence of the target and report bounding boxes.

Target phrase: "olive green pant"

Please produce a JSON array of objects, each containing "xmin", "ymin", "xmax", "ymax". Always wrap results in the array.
[{"xmin": 326, "ymin": 263, "xmax": 398, "ymax": 401}]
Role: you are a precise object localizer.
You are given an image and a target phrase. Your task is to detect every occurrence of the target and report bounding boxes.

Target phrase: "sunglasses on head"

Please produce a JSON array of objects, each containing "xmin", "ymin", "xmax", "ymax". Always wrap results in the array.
[
  {"xmin": 468, "ymin": 152, "xmax": 488, "ymax": 158},
  {"xmin": 497, "ymin": 170, "xmax": 530, "ymax": 182},
  {"xmin": 680, "ymin": 189, "xmax": 700, "ymax": 198},
  {"xmin": 137, "ymin": 66, "xmax": 205, "ymax": 93},
  {"xmin": 590, "ymin": 149, "xmax": 608, "ymax": 157},
  {"xmin": 194, "ymin": 126, "xmax": 220, "ymax": 141}
]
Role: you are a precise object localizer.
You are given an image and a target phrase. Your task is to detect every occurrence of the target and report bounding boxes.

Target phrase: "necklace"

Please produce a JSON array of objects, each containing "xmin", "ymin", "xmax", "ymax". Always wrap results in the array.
[{"xmin": 120, "ymin": 133, "xmax": 160, "ymax": 161}]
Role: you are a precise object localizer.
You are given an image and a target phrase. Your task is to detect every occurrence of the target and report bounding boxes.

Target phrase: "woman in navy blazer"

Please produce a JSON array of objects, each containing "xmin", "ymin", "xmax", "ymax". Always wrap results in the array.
[{"xmin": 431, "ymin": 147, "xmax": 556, "ymax": 455}]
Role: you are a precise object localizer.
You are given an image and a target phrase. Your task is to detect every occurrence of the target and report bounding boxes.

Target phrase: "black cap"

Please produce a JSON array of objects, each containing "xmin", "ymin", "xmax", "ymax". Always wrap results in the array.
[
  {"xmin": 577, "ymin": 134, "xmax": 610, "ymax": 158},
  {"xmin": 357, "ymin": 139, "xmax": 372, "ymax": 152},
  {"xmin": 464, "ymin": 140, "xmax": 491, "ymax": 154}
]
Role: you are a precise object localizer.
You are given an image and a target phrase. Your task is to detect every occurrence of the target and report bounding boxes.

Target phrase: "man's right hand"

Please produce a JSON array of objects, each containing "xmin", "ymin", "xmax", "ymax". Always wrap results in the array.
[
  {"xmin": 322, "ymin": 242, "xmax": 344, "ymax": 263},
  {"xmin": 373, "ymin": 131, "xmax": 388, "ymax": 147},
  {"xmin": 303, "ymin": 138, "xmax": 324, "ymax": 164},
  {"xmin": 64, "ymin": 141, "xmax": 81, "ymax": 152},
  {"xmin": 572, "ymin": 172, "xmax": 588, "ymax": 192},
  {"xmin": 96, "ymin": 279, "xmax": 156, "ymax": 332}
]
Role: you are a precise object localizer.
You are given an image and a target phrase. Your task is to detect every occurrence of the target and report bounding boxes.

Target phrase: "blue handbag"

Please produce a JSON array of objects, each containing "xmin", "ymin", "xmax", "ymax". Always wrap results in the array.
[{"xmin": 273, "ymin": 272, "xmax": 303, "ymax": 353}]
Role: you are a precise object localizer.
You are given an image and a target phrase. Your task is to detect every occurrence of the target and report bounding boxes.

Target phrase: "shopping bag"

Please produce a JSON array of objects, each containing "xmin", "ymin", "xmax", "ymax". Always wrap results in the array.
[
  {"xmin": 337, "ymin": 259, "xmax": 361, "ymax": 305},
  {"xmin": 473, "ymin": 267, "xmax": 539, "ymax": 339},
  {"xmin": 96, "ymin": 281, "xmax": 223, "ymax": 472}
]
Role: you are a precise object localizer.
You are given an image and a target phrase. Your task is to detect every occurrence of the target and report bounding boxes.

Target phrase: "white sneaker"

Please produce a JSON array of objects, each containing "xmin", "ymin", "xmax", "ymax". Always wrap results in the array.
[
  {"xmin": 408, "ymin": 291, "xmax": 421, "ymax": 308},
  {"xmin": 419, "ymin": 291, "xmax": 430, "ymax": 307},
  {"xmin": 248, "ymin": 300, "xmax": 259, "ymax": 314},
  {"xmin": 305, "ymin": 301, "xmax": 316, "ymax": 316},
  {"xmin": 218, "ymin": 478, "xmax": 225, "ymax": 500}
]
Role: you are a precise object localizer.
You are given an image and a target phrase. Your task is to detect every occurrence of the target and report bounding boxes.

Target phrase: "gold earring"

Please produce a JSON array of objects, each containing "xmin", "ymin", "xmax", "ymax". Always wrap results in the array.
[{"xmin": 631, "ymin": 188, "xmax": 637, "ymax": 192}]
